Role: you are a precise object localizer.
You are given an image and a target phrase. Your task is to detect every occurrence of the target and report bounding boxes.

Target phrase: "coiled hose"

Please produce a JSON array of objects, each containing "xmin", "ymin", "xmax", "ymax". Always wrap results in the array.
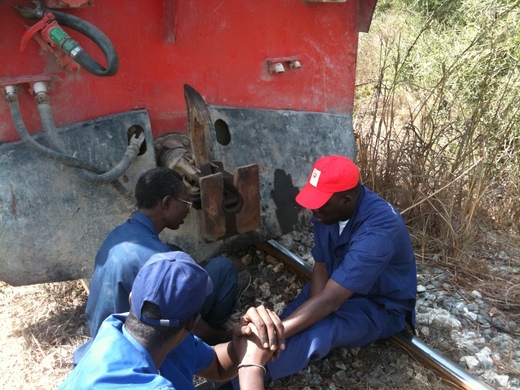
[{"xmin": 49, "ymin": 9, "xmax": 119, "ymax": 76}]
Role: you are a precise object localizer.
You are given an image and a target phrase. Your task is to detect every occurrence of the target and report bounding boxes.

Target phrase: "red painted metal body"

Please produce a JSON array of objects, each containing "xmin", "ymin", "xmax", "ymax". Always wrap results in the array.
[
  {"xmin": 0, "ymin": 0, "xmax": 376, "ymax": 285},
  {"xmin": 0, "ymin": 0, "xmax": 375, "ymax": 142}
]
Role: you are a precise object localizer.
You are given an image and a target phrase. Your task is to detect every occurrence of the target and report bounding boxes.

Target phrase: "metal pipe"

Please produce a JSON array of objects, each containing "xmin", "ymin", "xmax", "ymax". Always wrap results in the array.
[{"xmin": 260, "ymin": 239, "xmax": 494, "ymax": 390}]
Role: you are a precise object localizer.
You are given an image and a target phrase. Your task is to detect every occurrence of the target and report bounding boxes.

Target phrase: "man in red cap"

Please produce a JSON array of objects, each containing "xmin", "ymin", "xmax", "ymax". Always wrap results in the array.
[{"xmin": 265, "ymin": 155, "xmax": 417, "ymax": 380}]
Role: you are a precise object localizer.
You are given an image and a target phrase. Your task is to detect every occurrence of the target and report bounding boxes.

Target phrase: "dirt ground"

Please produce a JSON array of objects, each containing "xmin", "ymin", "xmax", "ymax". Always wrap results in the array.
[
  {"xmin": 0, "ymin": 280, "xmax": 88, "ymax": 389},
  {"xmin": 0, "ymin": 247, "xmax": 447, "ymax": 390},
  {"xmin": 1, "ymin": 232, "xmax": 518, "ymax": 389}
]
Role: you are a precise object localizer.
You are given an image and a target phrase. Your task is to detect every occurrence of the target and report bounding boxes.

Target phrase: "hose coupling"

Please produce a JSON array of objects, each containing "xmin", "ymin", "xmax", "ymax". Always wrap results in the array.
[
  {"xmin": 33, "ymin": 81, "xmax": 50, "ymax": 104},
  {"xmin": 128, "ymin": 133, "xmax": 145, "ymax": 154},
  {"xmin": 5, "ymin": 86, "xmax": 18, "ymax": 103}
]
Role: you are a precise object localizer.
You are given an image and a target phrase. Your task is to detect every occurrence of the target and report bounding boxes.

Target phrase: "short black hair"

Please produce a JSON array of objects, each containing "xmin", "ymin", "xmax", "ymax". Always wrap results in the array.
[
  {"xmin": 126, "ymin": 301, "xmax": 192, "ymax": 349},
  {"xmin": 135, "ymin": 167, "xmax": 184, "ymax": 209}
]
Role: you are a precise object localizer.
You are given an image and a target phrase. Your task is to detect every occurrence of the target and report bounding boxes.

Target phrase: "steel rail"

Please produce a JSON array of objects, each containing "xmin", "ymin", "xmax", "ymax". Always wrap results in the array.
[{"xmin": 257, "ymin": 239, "xmax": 494, "ymax": 390}]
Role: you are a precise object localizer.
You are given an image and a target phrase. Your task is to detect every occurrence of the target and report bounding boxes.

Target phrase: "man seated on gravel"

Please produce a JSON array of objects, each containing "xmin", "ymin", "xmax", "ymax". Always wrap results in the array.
[
  {"xmin": 265, "ymin": 155, "xmax": 417, "ymax": 380},
  {"xmin": 75, "ymin": 167, "xmax": 251, "ymax": 364},
  {"xmin": 60, "ymin": 251, "xmax": 284, "ymax": 389}
]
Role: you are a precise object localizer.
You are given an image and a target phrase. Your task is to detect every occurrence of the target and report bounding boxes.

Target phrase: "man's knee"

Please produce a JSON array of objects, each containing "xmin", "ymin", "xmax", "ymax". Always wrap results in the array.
[
  {"xmin": 199, "ymin": 256, "xmax": 238, "ymax": 325},
  {"xmin": 202, "ymin": 256, "xmax": 238, "ymax": 281}
]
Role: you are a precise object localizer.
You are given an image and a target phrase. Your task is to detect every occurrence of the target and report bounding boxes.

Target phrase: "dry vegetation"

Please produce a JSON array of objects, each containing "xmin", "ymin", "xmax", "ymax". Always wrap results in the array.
[
  {"xmin": 354, "ymin": 0, "xmax": 520, "ymax": 330},
  {"xmin": 0, "ymin": 280, "xmax": 88, "ymax": 389}
]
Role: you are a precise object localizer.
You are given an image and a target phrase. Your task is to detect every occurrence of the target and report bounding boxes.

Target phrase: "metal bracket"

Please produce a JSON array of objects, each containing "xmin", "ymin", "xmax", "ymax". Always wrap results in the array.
[
  {"xmin": 18, "ymin": 11, "xmax": 80, "ymax": 72},
  {"xmin": 42, "ymin": 0, "xmax": 93, "ymax": 8},
  {"xmin": 155, "ymin": 85, "xmax": 261, "ymax": 242}
]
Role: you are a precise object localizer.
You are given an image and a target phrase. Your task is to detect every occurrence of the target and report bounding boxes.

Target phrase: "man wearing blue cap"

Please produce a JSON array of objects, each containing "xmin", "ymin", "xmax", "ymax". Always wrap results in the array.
[
  {"xmin": 60, "ymin": 251, "xmax": 284, "ymax": 389},
  {"xmin": 77, "ymin": 167, "xmax": 249, "ymax": 365},
  {"xmin": 265, "ymin": 155, "xmax": 417, "ymax": 380}
]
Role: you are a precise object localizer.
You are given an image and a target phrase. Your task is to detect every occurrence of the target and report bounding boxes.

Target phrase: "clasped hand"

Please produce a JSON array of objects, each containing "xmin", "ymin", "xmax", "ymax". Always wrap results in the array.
[{"xmin": 233, "ymin": 305, "xmax": 285, "ymax": 363}]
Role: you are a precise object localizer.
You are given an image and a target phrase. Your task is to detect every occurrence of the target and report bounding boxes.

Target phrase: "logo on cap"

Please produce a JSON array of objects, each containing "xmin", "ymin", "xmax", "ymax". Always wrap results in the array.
[{"xmin": 310, "ymin": 168, "xmax": 321, "ymax": 187}]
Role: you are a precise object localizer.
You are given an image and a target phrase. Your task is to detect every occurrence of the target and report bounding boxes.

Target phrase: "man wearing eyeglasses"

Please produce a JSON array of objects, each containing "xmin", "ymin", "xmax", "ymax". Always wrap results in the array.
[{"xmin": 74, "ymin": 167, "xmax": 249, "ymax": 364}]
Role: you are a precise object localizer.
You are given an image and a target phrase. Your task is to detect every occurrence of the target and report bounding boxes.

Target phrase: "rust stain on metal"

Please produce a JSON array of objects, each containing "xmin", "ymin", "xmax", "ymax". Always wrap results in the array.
[
  {"xmin": 200, "ymin": 173, "xmax": 225, "ymax": 241},
  {"xmin": 234, "ymin": 164, "xmax": 260, "ymax": 234},
  {"xmin": 163, "ymin": 0, "xmax": 179, "ymax": 43},
  {"xmin": 184, "ymin": 84, "xmax": 213, "ymax": 175}
]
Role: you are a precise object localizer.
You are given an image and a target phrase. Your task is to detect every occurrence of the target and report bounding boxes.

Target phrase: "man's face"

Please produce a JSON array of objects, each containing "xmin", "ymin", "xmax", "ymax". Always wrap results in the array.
[
  {"xmin": 165, "ymin": 186, "xmax": 191, "ymax": 230},
  {"xmin": 311, "ymin": 192, "xmax": 353, "ymax": 225}
]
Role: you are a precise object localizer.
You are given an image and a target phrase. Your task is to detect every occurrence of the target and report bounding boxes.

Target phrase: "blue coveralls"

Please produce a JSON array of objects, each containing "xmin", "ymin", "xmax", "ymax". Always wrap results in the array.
[
  {"xmin": 267, "ymin": 186, "xmax": 417, "ymax": 380},
  {"xmin": 60, "ymin": 314, "xmax": 215, "ymax": 389},
  {"xmin": 74, "ymin": 212, "xmax": 237, "ymax": 363}
]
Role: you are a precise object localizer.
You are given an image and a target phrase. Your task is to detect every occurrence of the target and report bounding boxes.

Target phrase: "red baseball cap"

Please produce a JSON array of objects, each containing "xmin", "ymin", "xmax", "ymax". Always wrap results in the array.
[{"xmin": 295, "ymin": 155, "xmax": 359, "ymax": 209}]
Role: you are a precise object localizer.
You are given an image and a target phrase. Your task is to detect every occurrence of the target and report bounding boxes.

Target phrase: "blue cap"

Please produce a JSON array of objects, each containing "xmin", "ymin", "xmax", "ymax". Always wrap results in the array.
[{"xmin": 131, "ymin": 251, "xmax": 213, "ymax": 327}]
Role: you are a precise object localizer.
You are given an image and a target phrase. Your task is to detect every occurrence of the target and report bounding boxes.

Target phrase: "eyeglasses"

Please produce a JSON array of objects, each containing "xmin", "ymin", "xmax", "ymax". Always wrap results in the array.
[{"xmin": 175, "ymin": 198, "xmax": 193, "ymax": 209}]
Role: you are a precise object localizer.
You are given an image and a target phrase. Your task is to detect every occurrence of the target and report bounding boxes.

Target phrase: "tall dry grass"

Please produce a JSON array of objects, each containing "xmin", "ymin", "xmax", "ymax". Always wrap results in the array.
[{"xmin": 354, "ymin": 0, "xmax": 520, "ymax": 328}]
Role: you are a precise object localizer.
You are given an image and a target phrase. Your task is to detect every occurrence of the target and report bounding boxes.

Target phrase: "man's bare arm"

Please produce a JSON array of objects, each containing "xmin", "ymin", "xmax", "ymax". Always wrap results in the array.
[
  {"xmin": 283, "ymin": 278, "xmax": 353, "ymax": 338},
  {"xmin": 309, "ymin": 261, "xmax": 328, "ymax": 298}
]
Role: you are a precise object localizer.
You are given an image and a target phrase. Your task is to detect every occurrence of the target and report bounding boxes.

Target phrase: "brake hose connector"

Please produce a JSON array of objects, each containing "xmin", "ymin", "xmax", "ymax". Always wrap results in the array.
[
  {"xmin": 33, "ymin": 81, "xmax": 49, "ymax": 104},
  {"xmin": 46, "ymin": 23, "xmax": 82, "ymax": 59},
  {"xmin": 16, "ymin": 5, "xmax": 119, "ymax": 77}
]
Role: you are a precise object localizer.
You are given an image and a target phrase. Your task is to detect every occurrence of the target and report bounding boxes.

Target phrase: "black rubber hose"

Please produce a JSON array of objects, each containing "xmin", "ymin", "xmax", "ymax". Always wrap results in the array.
[
  {"xmin": 36, "ymin": 100, "xmax": 144, "ymax": 183},
  {"xmin": 86, "ymin": 139, "xmax": 142, "ymax": 183},
  {"xmin": 37, "ymin": 101, "xmax": 102, "ymax": 173},
  {"xmin": 9, "ymin": 95, "xmax": 142, "ymax": 183},
  {"xmin": 8, "ymin": 96, "xmax": 103, "ymax": 171},
  {"xmin": 36, "ymin": 98, "xmax": 137, "ymax": 197},
  {"xmin": 49, "ymin": 9, "xmax": 119, "ymax": 76}
]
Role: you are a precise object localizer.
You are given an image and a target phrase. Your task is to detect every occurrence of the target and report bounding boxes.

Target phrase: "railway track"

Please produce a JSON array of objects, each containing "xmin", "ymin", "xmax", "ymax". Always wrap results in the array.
[{"xmin": 256, "ymin": 239, "xmax": 494, "ymax": 390}]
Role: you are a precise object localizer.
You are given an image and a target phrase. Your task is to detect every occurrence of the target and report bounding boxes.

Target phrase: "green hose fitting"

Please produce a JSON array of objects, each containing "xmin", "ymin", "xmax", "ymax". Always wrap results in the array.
[{"xmin": 48, "ymin": 26, "xmax": 81, "ymax": 57}]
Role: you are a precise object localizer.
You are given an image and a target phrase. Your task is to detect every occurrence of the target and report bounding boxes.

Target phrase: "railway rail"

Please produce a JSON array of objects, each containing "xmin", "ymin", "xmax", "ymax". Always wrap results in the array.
[{"xmin": 256, "ymin": 239, "xmax": 494, "ymax": 390}]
